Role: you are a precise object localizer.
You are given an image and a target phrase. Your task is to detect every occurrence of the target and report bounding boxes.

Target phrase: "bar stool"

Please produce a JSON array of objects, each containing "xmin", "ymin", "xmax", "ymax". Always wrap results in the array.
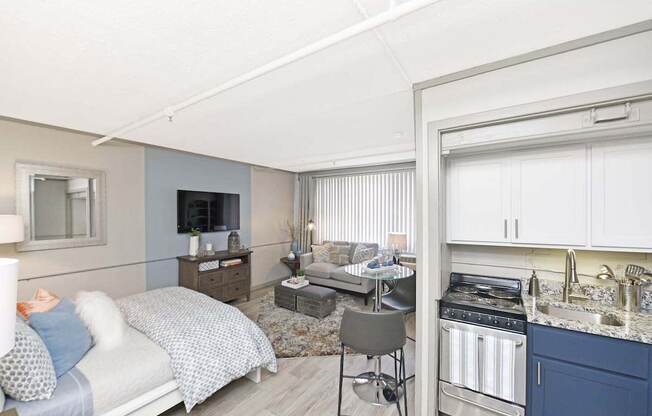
[{"xmin": 338, "ymin": 308, "xmax": 408, "ymax": 416}]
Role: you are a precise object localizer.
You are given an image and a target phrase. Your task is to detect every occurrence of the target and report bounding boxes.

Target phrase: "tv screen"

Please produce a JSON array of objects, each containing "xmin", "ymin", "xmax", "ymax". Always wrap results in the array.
[{"xmin": 177, "ymin": 190, "xmax": 240, "ymax": 233}]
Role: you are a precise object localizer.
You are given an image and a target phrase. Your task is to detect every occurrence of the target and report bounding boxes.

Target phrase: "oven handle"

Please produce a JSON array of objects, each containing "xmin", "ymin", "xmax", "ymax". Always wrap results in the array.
[
  {"xmin": 441, "ymin": 324, "xmax": 524, "ymax": 347},
  {"xmin": 441, "ymin": 385, "xmax": 523, "ymax": 416}
]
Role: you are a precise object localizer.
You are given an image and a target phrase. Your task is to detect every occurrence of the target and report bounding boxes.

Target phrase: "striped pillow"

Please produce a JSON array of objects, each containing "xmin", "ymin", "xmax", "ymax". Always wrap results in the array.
[
  {"xmin": 329, "ymin": 245, "xmax": 351, "ymax": 265},
  {"xmin": 352, "ymin": 244, "xmax": 375, "ymax": 264}
]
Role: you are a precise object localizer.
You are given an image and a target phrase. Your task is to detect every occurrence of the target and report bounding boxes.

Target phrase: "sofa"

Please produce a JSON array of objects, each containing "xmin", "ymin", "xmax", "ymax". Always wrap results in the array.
[{"xmin": 299, "ymin": 241, "xmax": 378, "ymax": 302}]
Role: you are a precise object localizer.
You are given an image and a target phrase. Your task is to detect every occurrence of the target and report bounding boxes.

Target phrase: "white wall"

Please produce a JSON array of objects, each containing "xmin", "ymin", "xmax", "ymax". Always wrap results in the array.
[
  {"xmin": 250, "ymin": 166, "xmax": 296, "ymax": 288},
  {"xmin": 0, "ymin": 118, "xmax": 146, "ymax": 300},
  {"xmin": 420, "ymin": 31, "xmax": 652, "ymax": 286}
]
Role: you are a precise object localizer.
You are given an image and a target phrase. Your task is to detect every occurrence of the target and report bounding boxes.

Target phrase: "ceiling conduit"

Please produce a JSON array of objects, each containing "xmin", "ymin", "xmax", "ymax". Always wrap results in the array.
[{"xmin": 92, "ymin": 0, "xmax": 443, "ymax": 146}]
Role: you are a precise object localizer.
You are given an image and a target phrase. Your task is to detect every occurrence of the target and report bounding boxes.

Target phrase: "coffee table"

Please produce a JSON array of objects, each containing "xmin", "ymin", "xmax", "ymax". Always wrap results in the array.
[{"xmin": 343, "ymin": 262, "xmax": 414, "ymax": 406}]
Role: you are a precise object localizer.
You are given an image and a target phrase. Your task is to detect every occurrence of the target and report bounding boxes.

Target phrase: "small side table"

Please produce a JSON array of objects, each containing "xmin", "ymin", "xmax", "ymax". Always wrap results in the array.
[{"xmin": 280, "ymin": 256, "xmax": 301, "ymax": 277}]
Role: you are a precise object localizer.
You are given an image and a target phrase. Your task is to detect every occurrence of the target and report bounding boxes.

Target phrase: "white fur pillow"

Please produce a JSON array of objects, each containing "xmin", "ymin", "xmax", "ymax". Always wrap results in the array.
[{"xmin": 75, "ymin": 291, "xmax": 127, "ymax": 350}]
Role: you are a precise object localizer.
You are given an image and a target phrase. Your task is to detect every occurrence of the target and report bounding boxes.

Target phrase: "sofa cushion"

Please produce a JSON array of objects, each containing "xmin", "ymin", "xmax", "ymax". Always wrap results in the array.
[
  {"xmin": 349, "ymin": 242, "xmax": 378, "ymax": 261},
  {"xmin": 305, "ymin": 262, "xmax": 339, "ymax": 279},
  {"xmin": 330, "ymin": 266, "xmax": 363, "ymax": 285},
  {"xmin": 311, "ymin": 243, "xmax": 332, "ymax": 263},
  {"xmin": 329, "ymin": 244, "xmax": 351, "ymax": 265},
  {"xmin": 351, "ymin": 244, "xmax": 376, "ymax": 263}
]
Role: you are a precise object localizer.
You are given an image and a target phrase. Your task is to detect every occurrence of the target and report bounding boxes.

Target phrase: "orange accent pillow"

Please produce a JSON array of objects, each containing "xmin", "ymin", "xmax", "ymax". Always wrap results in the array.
[{"xmin": 17, "ymin": 288, "xmax": 61, "ymax": 320}]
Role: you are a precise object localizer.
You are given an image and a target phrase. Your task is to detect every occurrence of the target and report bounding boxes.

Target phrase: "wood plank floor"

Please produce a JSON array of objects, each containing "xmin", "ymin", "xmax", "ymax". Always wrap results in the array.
[{"xmin": 163, "ymin": 287, "xmax": 416, "ymax": 416}]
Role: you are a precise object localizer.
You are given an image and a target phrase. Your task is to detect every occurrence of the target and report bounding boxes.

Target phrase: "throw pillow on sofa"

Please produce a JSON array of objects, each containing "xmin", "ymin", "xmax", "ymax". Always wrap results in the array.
[
  {"xmin": 0, "ymin": 317, "xmax": 56, "ymax": 401},
  {"xmin": 329, "ymin": 244, "xmax": 351, "ymax": 265},
  {"xmin": 29, "ymin": 298, "xmax": 93, "ymax": 378},
  {"xmin": 352, "ymin": 244, "xmax": 375, "ymax": 263},
  {"xmin": 311, "ymin": 243, "xmax": 332, "ymax": 263}
]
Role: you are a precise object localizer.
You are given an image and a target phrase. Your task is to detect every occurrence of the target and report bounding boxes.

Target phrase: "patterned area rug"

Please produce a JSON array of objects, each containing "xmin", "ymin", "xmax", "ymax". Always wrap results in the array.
[{"xmin": 255, "ymin": 291, "xmax": 367, "ymax": 358}]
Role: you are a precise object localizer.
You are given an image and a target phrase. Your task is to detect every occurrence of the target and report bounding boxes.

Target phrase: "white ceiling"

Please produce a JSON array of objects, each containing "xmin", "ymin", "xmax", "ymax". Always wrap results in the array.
[{"xmin": 1, "ymin": 1, "xmax": 652, "ymax": 171}]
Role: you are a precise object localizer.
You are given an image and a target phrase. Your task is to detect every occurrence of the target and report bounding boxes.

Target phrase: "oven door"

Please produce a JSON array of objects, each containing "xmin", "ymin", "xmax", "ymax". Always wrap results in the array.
[
  {"xmin": 439, "ymin": 381, "xmax": 525, "ymax": 416},
  {"xmin": 439, "ymin": 319, "xmax": 527, "ymax": 406}
]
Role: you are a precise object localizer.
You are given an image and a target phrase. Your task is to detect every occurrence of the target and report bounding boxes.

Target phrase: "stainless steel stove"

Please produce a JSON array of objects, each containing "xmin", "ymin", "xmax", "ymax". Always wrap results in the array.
[
  {"xmin": 439, "ymin": 273, "xmax": 527, "ymax": 416},
  {"xmin": 440, "ymin": 272, "xmax": 527, "ymax": 334}
]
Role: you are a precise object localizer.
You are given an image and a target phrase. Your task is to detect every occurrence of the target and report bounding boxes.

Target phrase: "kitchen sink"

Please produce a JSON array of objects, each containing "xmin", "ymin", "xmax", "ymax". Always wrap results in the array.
[{"xmin": 536, "ymin": 304, "xmax": 623, "ymax": 327}]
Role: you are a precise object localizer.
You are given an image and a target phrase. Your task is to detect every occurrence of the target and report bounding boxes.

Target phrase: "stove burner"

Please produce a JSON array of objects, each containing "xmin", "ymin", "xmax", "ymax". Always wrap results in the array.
[
  {"xmin": 487, "ymin": 289, "xmax": 518, "ymax": 300},
  {"xmin": 446, "ymin": 292, "xmax": 478, "ymax": 302},
  {"xmin": 453, "ymin": 285, "xmax": 478, "ymax": 294}
]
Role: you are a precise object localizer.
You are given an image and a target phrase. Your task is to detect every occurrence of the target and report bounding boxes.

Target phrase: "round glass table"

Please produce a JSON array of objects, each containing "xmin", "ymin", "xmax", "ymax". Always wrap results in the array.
[{"xmin": 343, "ymin": 262, "xmax": 415, "ymax": 406}]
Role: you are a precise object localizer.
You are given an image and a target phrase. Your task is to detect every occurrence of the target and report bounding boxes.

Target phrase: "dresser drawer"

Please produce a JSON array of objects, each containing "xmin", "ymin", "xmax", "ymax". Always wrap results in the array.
[
  {"xmin": 225, "ymin": 279, "xmax": 249, "ymax": 300},
  {"xmin": 199, "ymin": 271, "xmax": 224, "ymax": 290},
  {"xmin": 202, "ymin": 285, "xmax": 225, "ymax": 301},
  {"xmin": 224, "ymin": 266, "xmax": 249, "ymax": 283}
]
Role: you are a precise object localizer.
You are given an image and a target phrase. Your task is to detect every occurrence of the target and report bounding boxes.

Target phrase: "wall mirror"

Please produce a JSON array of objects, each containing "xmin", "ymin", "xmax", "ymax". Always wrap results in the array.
[{"xmin": 16, "ymin": 162, "xmax": 106, "ymax": 251}]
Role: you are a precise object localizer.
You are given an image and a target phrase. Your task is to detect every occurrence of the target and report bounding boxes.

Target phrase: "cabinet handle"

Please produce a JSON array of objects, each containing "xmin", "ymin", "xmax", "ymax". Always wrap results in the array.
[
  {"xmin": 537, "ymin": 361, "xmax": 541, "ymax": 385},
  {"xmin": 515, "ymin": 219, "xmax": 519, "ymax": 239},
  {"xmin": 504, "ymin": 219, "xmax": 508, "ymax": 239}
]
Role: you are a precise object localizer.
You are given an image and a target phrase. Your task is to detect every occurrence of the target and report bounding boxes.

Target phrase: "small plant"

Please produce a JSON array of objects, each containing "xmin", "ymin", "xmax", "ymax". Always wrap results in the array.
[
  {"xmin": 297, "ymin": 269, "xmax": 305, "ymax": 277},
  {"xmin": 188, "ymin": 228, "xmax": 201, "ymax": 237}
]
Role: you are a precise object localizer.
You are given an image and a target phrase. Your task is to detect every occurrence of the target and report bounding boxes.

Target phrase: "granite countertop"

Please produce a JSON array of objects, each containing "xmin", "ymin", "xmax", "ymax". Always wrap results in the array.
[{"xmin": 523, "ymin": 293, "xmax": 652, "ymax": 345}]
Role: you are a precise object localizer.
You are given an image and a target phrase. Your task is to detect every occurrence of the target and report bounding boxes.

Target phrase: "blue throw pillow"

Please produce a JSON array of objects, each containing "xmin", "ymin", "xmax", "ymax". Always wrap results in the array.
[{"xmin": 29, "ymin": 298, "xmax": 92, "ymax": 378}]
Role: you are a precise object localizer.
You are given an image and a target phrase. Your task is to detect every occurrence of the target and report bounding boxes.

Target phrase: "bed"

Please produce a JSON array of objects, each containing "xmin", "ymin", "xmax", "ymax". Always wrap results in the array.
[{"xmin": 4, "ymin": 287, "xmax": 277, "ymax": 416}]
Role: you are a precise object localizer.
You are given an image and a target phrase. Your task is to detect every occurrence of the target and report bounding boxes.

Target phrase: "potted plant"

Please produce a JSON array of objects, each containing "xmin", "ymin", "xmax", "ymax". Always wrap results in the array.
[
  {"xmin": 297, "ymin": 269, "xmax": 305, "ymax": 282},
  {"xmin": 188, "ymin": 228, "xmax": 201, "ymax": 257}
]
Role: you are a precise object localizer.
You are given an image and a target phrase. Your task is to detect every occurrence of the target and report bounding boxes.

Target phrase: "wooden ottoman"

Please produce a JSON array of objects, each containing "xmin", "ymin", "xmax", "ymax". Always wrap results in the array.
[
  {"xmin": 296, "ymin": 286, "xmax": 337, "ymax": 319},
  {"xmin": 274, "ymin": 284, "xmax": 299, "ymax": 311}
]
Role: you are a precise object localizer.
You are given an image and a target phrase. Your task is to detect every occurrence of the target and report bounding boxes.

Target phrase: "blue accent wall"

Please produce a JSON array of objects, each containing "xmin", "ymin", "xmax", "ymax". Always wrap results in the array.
[{"xmin": 145, "ymin": 147, "xmax": 251, "ymax": 290}]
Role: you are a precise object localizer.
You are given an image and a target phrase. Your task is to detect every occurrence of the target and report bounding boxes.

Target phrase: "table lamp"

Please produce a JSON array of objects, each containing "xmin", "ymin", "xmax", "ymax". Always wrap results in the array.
[
  {"xmin": 0, "ymin": 215, "xmax": 24, "ymax": 357},
  {"xmin": 387, "ymin": 232, "xmax": 407, "ymax": 265}
]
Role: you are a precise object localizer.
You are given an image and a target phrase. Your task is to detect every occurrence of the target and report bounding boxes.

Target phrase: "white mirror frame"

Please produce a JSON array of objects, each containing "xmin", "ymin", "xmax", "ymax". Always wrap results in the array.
[{"xmin": 15, "ymin": 162, "xmax": 107, "ymax": 252}]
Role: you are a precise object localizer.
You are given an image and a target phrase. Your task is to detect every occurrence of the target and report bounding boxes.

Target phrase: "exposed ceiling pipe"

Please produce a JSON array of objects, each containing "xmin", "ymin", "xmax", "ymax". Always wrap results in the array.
[{"xmin": 91, "ymin": 0, "xmax": 442, "ymax": 147}]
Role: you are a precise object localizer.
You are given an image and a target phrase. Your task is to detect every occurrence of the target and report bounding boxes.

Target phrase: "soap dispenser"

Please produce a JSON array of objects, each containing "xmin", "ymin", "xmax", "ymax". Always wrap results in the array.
[{"xmin": 528, "ymin": 270, "xmax": 540, "ymax": 297}]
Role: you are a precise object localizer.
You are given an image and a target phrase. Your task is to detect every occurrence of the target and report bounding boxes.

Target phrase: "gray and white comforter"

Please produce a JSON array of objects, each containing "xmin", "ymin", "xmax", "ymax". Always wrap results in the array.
[{"xmin": 117, "ymin": 287, "xmax": 277, "ymax": 412}]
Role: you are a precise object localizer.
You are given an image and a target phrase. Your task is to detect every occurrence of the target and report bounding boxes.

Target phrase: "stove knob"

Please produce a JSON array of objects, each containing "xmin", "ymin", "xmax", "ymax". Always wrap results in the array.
[
  {"xmin": 461, "ymin": 313, "xmax": 467, "ymax": 320},
  {"xmin": 449, "ymin": 311, "xmax": 456, "ymax": 318},
  {"xmin": 493, "ymin": 319, "xmax": 500, "ymax": 325},
  {"xmin": 477, "ymin": 316, "xmax": 483, "ymax": 322},
  {"xmin": 505, "ymin": 321, "xmax": 513, "ymax": 328}
]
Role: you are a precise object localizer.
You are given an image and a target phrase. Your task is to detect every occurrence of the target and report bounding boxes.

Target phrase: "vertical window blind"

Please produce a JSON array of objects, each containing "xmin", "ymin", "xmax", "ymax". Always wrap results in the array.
[{"xmin": 313, "ymin": 169, "xmax": 416, "ymax": 252}]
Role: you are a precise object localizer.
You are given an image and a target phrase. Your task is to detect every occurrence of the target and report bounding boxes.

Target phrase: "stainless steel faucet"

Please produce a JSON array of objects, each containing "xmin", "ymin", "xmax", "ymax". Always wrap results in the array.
[{"xmin": 562, "ymin": 249, "xmax": 579, "ymax": 303}]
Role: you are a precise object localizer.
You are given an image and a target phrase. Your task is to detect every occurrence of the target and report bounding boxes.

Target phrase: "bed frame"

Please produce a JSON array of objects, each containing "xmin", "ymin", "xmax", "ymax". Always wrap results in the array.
[{"xmin": 101, "ymin": 367, "xmax": 262, "ymax": 416}]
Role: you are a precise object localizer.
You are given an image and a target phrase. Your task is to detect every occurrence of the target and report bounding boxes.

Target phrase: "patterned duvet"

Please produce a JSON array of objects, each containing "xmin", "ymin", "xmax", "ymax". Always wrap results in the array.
[{"xmin": 117, "ymin": 287, "xmax": 277, "ymax": 412}]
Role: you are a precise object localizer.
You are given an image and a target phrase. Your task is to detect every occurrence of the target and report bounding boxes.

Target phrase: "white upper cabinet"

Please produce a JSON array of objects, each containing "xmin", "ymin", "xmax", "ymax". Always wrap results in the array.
[
  {"xmin": 447, "ymin": 155, "xmax": 510, "ymax": 244},
  {"xmin": 511, "ymin": 147, "xmax": 587, "ymax": 246},
  {"xmin": 591, "ymin": 139, "xmax": 652, "ymax": 249}
]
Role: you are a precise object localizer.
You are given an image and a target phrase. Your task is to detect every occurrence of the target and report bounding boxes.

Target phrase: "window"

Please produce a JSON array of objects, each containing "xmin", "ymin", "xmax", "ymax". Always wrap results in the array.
[{"xmin": 313, "ymin": 168, "xmax": 416, "ymax": 252}]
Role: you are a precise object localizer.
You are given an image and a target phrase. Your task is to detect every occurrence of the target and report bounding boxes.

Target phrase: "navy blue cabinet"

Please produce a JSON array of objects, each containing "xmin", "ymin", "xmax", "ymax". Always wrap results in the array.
[{"xmin": 527, "ymin": 324, "xmax": 651, "ymax": 416}]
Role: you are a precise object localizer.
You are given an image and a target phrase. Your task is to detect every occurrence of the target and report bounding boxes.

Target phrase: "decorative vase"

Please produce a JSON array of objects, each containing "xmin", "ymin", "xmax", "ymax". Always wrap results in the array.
[
  {"xmin": 189, "ymin": 235, "xmax": 199, "ymax": 256},
  {"xmin": 228, "ymin": 231, "xmax": 240, "ymax": 253},
  {"xmin": 287, "ymin": 251, "xmax": 296, "ymax": 261},
  {"xmin": 291, "ymin": 240, "xmax": 299, "ymax": 254}
]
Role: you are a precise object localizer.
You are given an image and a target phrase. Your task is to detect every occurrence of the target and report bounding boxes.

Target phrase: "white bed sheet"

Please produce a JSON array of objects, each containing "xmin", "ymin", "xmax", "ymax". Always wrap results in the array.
[{"xmin": 76, "ymin": 327, "xmax": 175, "ymax": 415}]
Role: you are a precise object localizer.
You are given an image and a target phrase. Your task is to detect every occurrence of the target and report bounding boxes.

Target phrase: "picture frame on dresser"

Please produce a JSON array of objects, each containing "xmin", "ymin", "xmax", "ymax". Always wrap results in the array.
[{"xmin": 177, "ymin": 250, "xmax": 252, "ymax": 302}]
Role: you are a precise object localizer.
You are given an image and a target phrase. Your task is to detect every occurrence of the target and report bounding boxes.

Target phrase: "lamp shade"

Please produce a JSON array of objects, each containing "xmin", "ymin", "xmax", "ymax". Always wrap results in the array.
[
  {"xmin": 0, "ymin": 215, "xmax": 24, "ymax": 244},
  {"xmin": 387, "ymin": 232, "xmax": 407, "ymax": 252},
  {"xmin": 0, "ymin": 258, "xmax": 18, "ymax": 356}
]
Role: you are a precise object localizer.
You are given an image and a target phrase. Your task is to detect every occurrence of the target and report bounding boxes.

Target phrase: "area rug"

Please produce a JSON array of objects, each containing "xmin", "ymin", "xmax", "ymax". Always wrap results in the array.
[{"xmin": 255, "ymin": 291, "xmax": 367, "ymax": 358}]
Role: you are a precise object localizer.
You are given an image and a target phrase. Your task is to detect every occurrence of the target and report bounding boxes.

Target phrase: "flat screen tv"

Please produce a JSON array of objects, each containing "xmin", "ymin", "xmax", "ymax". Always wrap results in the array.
[{"xmin": 177, "ymin": 190, "xmax": 240, "ymax": 233}]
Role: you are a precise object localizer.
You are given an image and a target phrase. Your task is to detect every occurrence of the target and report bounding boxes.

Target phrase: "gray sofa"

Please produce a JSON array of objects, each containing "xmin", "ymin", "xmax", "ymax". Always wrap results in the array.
[{"xmin": 299, "ymin": 241, "xmax": 378, "ymax": 302}]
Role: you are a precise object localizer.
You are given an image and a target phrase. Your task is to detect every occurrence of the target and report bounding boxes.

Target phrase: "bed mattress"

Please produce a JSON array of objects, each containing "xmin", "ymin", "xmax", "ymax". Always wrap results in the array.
[{"xmin": 5, "ymin": 327, "xmax": 175, "ymax": 416}]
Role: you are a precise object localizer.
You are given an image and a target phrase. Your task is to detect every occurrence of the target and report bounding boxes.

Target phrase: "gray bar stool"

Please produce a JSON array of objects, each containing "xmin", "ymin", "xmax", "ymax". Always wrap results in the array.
[{"xmin": 338, "ymin": 308, "xmax": 408, "ymax": 416}]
